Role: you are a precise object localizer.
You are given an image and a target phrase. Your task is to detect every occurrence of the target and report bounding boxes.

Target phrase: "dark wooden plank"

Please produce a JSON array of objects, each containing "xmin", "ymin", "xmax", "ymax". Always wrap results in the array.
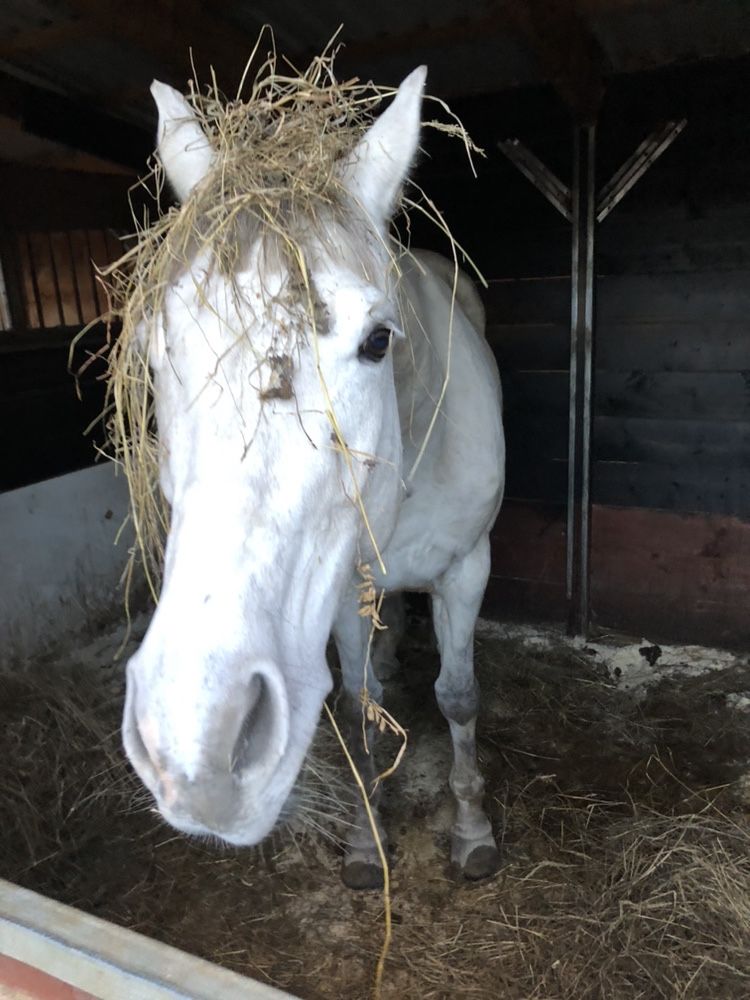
[
  {"xmin": 597, "ymin": 203, "xmax": 750, "ymax": 276},
  {"xmin": 0, "ymin": 165, "xmax": 136, "ymax": 231},
  {"xmin": 506, "ymin": 410, "xmax": 568, "ymax": 461},
  {"xmin": 505, "ymin": 457, "xmax": 568, "ymax": 505},
  {"xmin": 484, "ymin": 278, "xmax": 570, "ymax": 325},
  {"xmin": 491, "ymin": 499, "xmax": 567, "ymax": 582},
  {"xmin": 0, "ymin": 70, "xmax": 152, "ymax": 170},
  {"xmin": 411, "ymin": 164, "xmax": 572, "ymax": 281},
  {"xmin": 503, "ymin": 370, "xmax": 570, "ymax": 415},
  {"xmin": 483, "ymin": 576, "xmax": 568, "ymax": 624},
  {"xmin": 594, "ymin": 416, "xmax": 750, "ymax": 466},
  {"xmin": 0, "ymin": 380, "xmax": 106, "ymax": 491},
  {"xmin": 593, "ymin": 460, "xmax": 750, "ymax": 517},
  {"xmin": 590, "ymin": 505, "xmax": 750, "ymax": 648},
  {"xmin": 485, "ymin": 499, "xmax": 567, "ymax": 622},
  {"xmin": 597, "ymin": 270, "xmax": 750, "ymax": 324},
  {"xmin": 487, "ymin": 323, "xmax": 569, "ymax": 371},
  {"xmin": 596, "ymin": 321, "xmax": 750, "ymax": 373},
  {"xmin": 0, "ymin": 335, "xmax": 108, "ymax": 395},
  {"xmin": 595, "ymin": 371, "xmax": 750, "ymax": 422},
  {"xmin": 502, "ymin": 371, "xmax": 569, "ymax": 502},
  {"xmin": 474, "ymin": 226, "xmax": 570, "ymax": 281}
]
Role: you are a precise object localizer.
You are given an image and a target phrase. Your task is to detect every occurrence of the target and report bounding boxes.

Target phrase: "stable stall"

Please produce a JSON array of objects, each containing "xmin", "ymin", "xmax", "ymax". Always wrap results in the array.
[{"xmin": 1, "ymin": 3, "xmax": 749, "ymax": 998}]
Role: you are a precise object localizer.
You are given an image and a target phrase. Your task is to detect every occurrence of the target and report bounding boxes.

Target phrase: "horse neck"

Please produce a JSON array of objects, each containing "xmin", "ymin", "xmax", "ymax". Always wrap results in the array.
[{"xmin": 393, "ymin": 256, "xmax": 456, "ymax": 449}]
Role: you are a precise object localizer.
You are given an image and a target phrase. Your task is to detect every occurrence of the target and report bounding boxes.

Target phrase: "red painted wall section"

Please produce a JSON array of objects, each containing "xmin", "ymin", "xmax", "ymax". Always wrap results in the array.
[
  {"xmin": 590, "ymin": 506, "xmax": 750, "ymax": 648},
  {"xmin": 0, "ymin": 955, "xmax": 97, "ymax": 1000},
  {"xmin": 486, "ymin": 501, "xmax": 750, "ymax": 648},
  {"xmin": 485, "ymin": 500, "xmax": 567, "ymax": 621}
]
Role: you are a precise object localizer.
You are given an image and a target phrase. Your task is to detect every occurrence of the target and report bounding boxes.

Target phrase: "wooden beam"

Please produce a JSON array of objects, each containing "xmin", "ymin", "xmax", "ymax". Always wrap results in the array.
[
  {"xmin": 290, "ymin": 2, "xmax": 608, "ymax": 122},
  {"xmin": 0, "ymin": 71, "xmax": 151, "ymax": 169},
  {"xmin": 506, "ymin": 0, "xmax": 609, "ymax": 123},
  {"xmin": 64, "ymin": 0, "xmax": 259, "ymax": 89},
  {"xmin": 0, "ymin": 1, "xmax": 609, "ymax": 140},
  {"xmin": 0, "ymin": 18, "xmax": 84, "ymax": 60}
]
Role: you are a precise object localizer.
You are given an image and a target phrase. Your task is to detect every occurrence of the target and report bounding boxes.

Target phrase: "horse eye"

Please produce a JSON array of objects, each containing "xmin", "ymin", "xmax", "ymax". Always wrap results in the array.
[{"xmin": 359, "ymin": 326, "xmax": 393, "ymax": 363}]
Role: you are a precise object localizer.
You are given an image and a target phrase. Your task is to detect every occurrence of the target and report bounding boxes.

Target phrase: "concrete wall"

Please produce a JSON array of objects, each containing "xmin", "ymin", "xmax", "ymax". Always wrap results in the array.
[
  {"xmin": 0, "ymin": 879, "xmax": 296, "ymax": 1000},
  {"xmin": 0, "ymin": 463, "xmax": 131, "ymax": 659}
]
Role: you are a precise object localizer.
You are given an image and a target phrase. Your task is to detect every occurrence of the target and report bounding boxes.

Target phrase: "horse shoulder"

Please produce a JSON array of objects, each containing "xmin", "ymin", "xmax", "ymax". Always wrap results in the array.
[{"xmin": 407, "ymin": 249, "xmax": 486, "ymax": 337}]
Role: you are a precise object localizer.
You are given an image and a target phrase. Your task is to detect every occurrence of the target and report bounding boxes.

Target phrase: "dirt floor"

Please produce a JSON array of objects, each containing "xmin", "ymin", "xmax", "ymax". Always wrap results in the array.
[{"xmin": 2, "ymin": 609, "xmax": 750, "ymax": 1000}]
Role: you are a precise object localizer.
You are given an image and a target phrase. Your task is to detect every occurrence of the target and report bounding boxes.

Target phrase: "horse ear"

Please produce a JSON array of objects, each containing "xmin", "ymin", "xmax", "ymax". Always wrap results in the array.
[
  {"xmin": 151, "ymin": 80, "xmax": 214, "ymax": 202},
  {"xmin": 341, "ymin": 66, "xmax": 426, "ymax": 225}
]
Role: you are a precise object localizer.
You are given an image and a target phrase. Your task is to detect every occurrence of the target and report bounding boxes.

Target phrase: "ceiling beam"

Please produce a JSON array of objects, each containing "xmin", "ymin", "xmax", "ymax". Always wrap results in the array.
[
  {"xmin": 64, "ymin": 0, "xmax": 260, "ymax": 89},
  {"xmin": 0, "ymin": 72, "xmax": 152, "ymax": 169},
  {"xmin": 290, "ymin": 2, "xmax": 608, "ymax": 122},
  {"xmin": 0, "ymin": 18, "xmax": 84, "ymax": 61},
  {"xmin": 0, "ymin": 0, "xmax": 610, "ymax": 150},
  {"xmin": 507, "ymin": 0, "xmax": 609, "ymax": 123}
]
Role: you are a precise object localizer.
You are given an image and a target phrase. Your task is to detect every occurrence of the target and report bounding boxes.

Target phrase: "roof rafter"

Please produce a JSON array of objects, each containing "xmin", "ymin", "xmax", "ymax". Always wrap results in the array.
[
  {"xmin": 0, "ymin": 18, "xmax": 84, "ymax": 61},
  {"xmin": 507, "ymin": 0, "xmax": 609, "ymax": 123},
  {"xmin": 64, "ymin": 0, "xmax": 257, "ymax": 88},
  {"xmin": 292, "ymin": 1, "xmax": 608, "ymax": 122}
]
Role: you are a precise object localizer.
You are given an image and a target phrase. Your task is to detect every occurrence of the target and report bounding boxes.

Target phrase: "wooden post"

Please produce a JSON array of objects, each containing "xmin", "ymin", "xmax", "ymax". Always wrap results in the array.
[{"xmin": 566, "ymin": 125, "xmax": 596, "ymax": 636}]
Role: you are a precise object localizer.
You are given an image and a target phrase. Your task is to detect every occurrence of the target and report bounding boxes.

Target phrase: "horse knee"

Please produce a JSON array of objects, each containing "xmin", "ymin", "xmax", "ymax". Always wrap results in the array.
[{"xmin": 435, "ymin": 676, "xmax": 480, "ymax": 725}]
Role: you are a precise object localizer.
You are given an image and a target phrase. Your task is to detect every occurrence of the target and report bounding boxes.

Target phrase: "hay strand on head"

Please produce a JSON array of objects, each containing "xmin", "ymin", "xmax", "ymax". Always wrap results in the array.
[{"xmin": 94, "ymin": 31, "xmax": 481, "ymax": 597}]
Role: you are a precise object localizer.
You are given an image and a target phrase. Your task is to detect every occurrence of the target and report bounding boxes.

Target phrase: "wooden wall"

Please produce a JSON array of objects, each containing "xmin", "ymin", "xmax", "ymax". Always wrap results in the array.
[
  {"xmin": 3, "ymin": 57, "xmax": 748, "ymax": 647},
  {"xmin": 413, "ymin": 55, "xmax": 750, "ymax": 647},
  {"xmin": 0, "ymin": 166, "xmax": 133, "ymax": 491}
]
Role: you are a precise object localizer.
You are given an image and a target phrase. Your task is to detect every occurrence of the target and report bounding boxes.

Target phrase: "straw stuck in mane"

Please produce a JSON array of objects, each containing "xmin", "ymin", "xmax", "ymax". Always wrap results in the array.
[{"xmin": 95, "ymin": 32, "xmax": 481, "ymax": 599}]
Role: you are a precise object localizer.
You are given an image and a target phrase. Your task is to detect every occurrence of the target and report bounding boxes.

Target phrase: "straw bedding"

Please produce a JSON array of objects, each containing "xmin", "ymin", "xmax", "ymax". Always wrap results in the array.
[{"xmin": 2, "ymin": 611, "xmax": 750, "ymax": 1000}]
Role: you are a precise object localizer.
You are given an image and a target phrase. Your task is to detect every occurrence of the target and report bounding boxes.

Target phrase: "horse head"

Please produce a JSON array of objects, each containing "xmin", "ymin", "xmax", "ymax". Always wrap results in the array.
[{"xmin": 122, "ymin": 68, "xmax": 426, "ymax": 845}]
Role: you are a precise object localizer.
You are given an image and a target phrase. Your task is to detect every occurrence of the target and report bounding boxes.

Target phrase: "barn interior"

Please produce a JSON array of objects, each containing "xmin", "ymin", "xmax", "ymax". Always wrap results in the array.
[
  {"xmin": 1, "ymin": 3, "xmax": 750, "ymax": 999},
  {"xmin": 2, "ymin": 0, "xmax": 749, "ymax": 648}
]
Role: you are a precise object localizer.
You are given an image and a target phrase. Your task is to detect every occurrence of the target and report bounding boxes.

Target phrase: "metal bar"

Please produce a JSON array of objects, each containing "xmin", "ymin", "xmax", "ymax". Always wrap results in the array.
[
  {"xmin": 566, "ymin": 133, "xmax": 581, "ymax": 608},
  {"xmin": 66, "ymin": 230, "xmax": 85, "ymax": 325},
  {"xmin": 46, "ymin": 231, "xmax": 67, "ymax": 327},
  {"xmin": 566, "ymin": 124, "xmax": 596, "ymax": 637},
  {"xmin": 498, "ymin": 138, "xmax": 573, "ymax": 220},
  {"xmin": 596, "ymin": 119, "xmax": 686, "ymax": 222},
  {"xmin": 84, "ymin": 229, "xmax": 103, "ymax": 315},
  {"xmin": 24, "ymin": 233, "xmax": 46, "ymax": 329},
  {"xmin": 0, "ymin": 227, "xmax": 28, "ymax": 332},
  {"xmin": 501, "ymin": 118, "xmax": 685, "ymax": 637}
]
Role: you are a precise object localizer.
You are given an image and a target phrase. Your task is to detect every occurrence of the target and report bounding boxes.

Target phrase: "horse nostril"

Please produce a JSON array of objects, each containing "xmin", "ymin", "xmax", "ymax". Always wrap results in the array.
[
  {"xmin": 123, "ymin": 673, "xmax": 162, "ymax": 785},
  {"xmin": 230, "ymin": 673, "xmax": 279, "ymax": 777}
]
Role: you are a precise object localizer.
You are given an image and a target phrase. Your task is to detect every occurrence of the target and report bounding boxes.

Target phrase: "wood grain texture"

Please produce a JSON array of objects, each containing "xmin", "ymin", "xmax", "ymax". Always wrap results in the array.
[
  {"xmin": 590, "ymin": 505, "xmax": 750, "ymax": 647},
  {"xmin": 485, "ymin": 500, "xmax": 567, "ymax": 621}
]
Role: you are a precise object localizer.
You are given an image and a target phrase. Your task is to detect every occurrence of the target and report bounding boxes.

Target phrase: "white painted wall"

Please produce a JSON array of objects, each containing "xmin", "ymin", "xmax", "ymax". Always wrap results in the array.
[{"xmin": 0, "ymin": 464, "xmax": 132, "ymax": 659}]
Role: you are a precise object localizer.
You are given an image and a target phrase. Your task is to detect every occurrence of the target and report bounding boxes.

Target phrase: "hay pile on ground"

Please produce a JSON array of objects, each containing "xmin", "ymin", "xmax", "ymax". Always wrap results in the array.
[{"xmin": 2, "ymin": 613, "xmax": 750, "ymax": 999}]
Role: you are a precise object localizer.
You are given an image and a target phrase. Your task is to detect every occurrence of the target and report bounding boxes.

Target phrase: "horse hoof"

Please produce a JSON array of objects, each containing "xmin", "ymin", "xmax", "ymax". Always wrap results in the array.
[
  {"xmin": 342, "ymin": 858, "xmax": 384, "ymax": 890},
  {"xmin": 462, "ymin": 844, "xmax": 502, "ymax": 881}
]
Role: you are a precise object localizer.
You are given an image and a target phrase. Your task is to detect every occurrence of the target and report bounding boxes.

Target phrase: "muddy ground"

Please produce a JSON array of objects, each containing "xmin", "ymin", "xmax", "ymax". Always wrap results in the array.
[{"xmin": 2, "ymin": 610, "xmax": 750, "ymax": 999}]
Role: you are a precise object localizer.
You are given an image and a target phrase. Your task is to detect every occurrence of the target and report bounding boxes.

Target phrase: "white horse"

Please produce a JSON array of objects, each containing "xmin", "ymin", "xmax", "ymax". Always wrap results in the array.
[{"xmin": 123, "ymin": 67, "xmax": 506, "ymax": 887}]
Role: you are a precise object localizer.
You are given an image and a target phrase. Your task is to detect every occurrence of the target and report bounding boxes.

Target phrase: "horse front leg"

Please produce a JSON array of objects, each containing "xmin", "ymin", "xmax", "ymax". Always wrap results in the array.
[
  {"xmin": 432, "ymin": 533, "xmax": 500, "ymax": 880},
  {"xmin": 333, "ymin": 593, "xmax": 389, "ymax": 890},
  {"xmin": 371, "ymin": 592, "xmax": 406, "ymax": 681}
]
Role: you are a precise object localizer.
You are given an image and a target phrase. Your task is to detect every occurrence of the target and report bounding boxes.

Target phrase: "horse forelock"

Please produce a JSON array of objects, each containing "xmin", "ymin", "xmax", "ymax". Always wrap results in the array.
[{"xmin": 104, "ymin": 60, "xmax": 424, "ymax": 595}]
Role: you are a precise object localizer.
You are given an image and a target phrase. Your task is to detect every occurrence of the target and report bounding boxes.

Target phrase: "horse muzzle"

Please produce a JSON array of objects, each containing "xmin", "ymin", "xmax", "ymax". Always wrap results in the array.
[{"xmin": 123, "ymin": 658, "xmax": 292, "ymax": 842}]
